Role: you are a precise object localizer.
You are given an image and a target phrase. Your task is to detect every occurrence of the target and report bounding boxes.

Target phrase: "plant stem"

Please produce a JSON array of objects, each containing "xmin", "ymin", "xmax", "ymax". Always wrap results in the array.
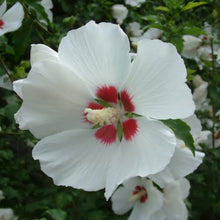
[{"xmin": 0, "ymin": 54, "xmax": 13, "ymax": 82}]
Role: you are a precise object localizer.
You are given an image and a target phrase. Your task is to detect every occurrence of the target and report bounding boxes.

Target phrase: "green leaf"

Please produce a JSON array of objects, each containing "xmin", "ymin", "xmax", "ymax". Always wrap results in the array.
[
  {"xmin": 162, "ymin": 119, "xmax": 195, "ymax": 155},
  {"xmin": 183, "ymin": 27, "xmax": 206, "ymax": 36},
  {"xmin": 117, "ymin": 122, "xmax": 123, "ymax": 142},
  {"xmin": 125, "ymin": 112, "xmax": 142, "ymax": 118},
  {"xmin": 94, "ymin": 98, "xmax": 112, "ymax": 107},
  {"xmin": 182, "ymin": 2, "xmax": 208, "ymax": 11},
  {"xmin": 171, "ymin": 37, "xmax": 184, "ymax": 53},
  {"xmin": 45, "ymin": 209, "xmax": 67, "ymax": 220},
  {"xmin": 155, "ymin": 6, "xmax": 170, "ymax": 13},
  {"xmin": 187, "ymin": 68, "xmax": 196, "ymax": 82},
  {"xmin": 141, "ymin": 15, "xmax": 159, "ymax": 22}
]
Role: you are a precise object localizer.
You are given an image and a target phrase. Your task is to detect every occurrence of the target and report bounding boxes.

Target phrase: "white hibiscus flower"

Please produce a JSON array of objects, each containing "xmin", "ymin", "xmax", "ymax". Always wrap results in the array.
[
  {"xmin": 0, "ymin": 1, "xmax": 24, "ymax": 36},
  {"xmin": 182, "ymin": 34, "xmax": 217, "ymax": 70},
  {"xmin": 111, "ymin": 177, "xmax": 190, "ymax": 220},
  {"xmin": 125, "ymin": 0, "xmax": 146, "ymax": 7},
  {"xmin": 13, "ymin": 21, "xmax": 195, "ymax": 199},
  {"xmin": 111, "ymin": 177, "xmax": 164, "ymax": 220},
  {"xmin": 127, "ymin": 22, "xmax": 143, "ymax": 37},
  {"xmin": 131, "ymin": 28, "xmax": 163, "ymax": 42},
  {"xmin": 112, "ymin": 4, "xmax": 128, "ymax": 25},
  {"xmin": 193, "ymin": 75, "xmax": 209, "ymax": 110},
  {"xmin": 0, "ymin": 208, "xmax": 17, "ymax": 220}
]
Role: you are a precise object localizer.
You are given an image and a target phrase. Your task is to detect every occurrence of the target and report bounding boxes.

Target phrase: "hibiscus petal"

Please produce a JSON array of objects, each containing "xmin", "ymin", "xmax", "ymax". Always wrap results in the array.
[
  {"xmin": 149, "ymin": 146, "xmax": 204, "ymax": 187},
  {"xmin": 32, "ymin": 129, "xmax": 116, "ymax": 191},
  {"xmin": 0, "ymin": 1, "xmax": 6, "ymax": 17},
  {"xmin": 1, "ymin": 2, "xmax": 24, "ymax": 34},
  {"xmin": 123, "ymin": 39, "xmax": 195, "ymax": 120},
  {"xmin": 111, "ymin": 186, "xmax": 134, "ymax": 215},
  {"xmin": 163, "ymin": 179, "xmax": 190, "ymax": 220},
  {"xmin": 30, "ymin": 44, "xmax": 58, "ymax": 66},
  {"xmin": 105, "ymin": 118, "xmax": 176, "ymax": 199},
  {"xmin": 13, "ymin": 60, "xmax": 92, "ymax": 139},
  {"xmin": 58, "ymin": 21, "xmax": 131, "ymax": 94}
]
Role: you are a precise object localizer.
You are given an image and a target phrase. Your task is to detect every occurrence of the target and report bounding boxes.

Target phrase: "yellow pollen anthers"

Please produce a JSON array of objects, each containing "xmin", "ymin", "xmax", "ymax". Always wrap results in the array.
[
  {"xmin": 84, "ymin": 107, "xmax": 120, "ymax": 126},
  {"xmin": 129, "ymin": 189, "xmax": 146, "ymax": 202}
]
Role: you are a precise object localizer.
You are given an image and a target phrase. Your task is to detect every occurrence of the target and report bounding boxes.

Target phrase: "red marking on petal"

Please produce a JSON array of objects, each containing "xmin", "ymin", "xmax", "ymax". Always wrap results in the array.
[
  {"xmin": 0, "ymin": 19, "xmax": 4, "ymax": 29},
  {"xmin": 96, "ymin": 85, "xmax": 118, "ymax": 104},
  {"xmin": 95, "ymin": 125, "xmax": 117, "ymax": 145},
  {"xmin": 87, "ymin": 102, "xmax": 104, "ymax": 110},
  {"xmin": 140, "ymin": 194, "xmax": 147, "ymax": 203},
  {"xmin": 135, "ymin": 185, "xmax": 142, "ymax": 191},
  {"xmin": 123, "ymin": 119, "xmax": 138, "ymax": 141},
  {"xmin": 121, "ymin": 90, "xmax": 135, "ymax": 112}
]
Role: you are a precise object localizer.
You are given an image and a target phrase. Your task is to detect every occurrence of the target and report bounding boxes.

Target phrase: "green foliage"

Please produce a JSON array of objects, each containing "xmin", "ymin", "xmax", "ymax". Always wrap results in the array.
[
  {"xmin": 182, "ymin": 1, "xmax": 208, "ymax": 12},
  {"xmin": 162, "ymin": 119, "xmax": 196, "ymax": 155}
]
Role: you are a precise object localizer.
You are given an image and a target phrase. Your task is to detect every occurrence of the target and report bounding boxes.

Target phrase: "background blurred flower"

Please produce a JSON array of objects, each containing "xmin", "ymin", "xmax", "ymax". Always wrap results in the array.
[
  {"xmin": 0, "ymin": 208, "xmax": 17, "ymax": 220},
  {"xmin": 112, "ymin": 4, "xmax": 128, "ymax": 25},
  {"xmin": 125, "ymin": 0, "xmax": 146, "ymax": 7},
  {"xmin": 131, "ymin": 28, "xmax": 163, "ymax": 42},
  {"xmin": 41, "ymin": 0, "xmax": 53, "ymax": 23}
]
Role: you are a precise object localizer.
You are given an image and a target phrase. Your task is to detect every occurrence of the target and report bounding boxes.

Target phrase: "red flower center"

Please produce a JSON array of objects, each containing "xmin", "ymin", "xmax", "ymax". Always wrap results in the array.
[
  {"xmin": 84, "ymin": 85, "xmax": 139, "ymax": 145},
  {"xmin": 133, "ymin": 185, "xmax": 148, "ymax": 203},
  {"xmin": 0, "ymin": 19, "xmax": 4, "ymax": 29}
]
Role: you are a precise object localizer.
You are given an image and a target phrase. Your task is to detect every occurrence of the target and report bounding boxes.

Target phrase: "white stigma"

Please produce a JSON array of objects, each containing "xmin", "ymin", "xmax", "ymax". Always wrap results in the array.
[{"xmin": 84, "ymin": 107, "xmax": 120, "ymax": 126}]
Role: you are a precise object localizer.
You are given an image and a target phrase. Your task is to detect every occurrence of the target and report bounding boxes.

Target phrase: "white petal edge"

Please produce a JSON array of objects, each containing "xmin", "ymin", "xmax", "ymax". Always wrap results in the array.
[
  {"xmin": 123, "ymin": 39, "xmax": 195, "ymax": 120},
  {"xmin": 30, "ymin": 44, "xmax": 58, "ymax": 66}
]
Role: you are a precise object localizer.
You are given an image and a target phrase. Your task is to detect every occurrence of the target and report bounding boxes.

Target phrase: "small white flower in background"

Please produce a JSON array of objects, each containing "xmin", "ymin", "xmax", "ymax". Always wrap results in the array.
[
  {"xmin": 127, "ymin": 22, "xmax": 143, "ymax": 37},
  {"xmin": 0, "ymin": 74, "xmax": 12, "ymax": 90},
  {"xmin": 0, "ymin": 208, "xmax": 17, "ymax": 220},
  {"xmin": 149, "ymin": 114, "xmax": 205, "ymax": 188},
  {"xmin": 0, "ymin": 190, "xmax": 5, "ymax": 200},
  {"xmin": 0, "ymin": 191, "xmax": 17, "ymax": 220},
  {"xmin": 125, "ymin": 0, "xmax": 146, "ymax": 7},
  {"xmin": 182, "ymin": 31, "xmax": 219, "ymax": 70},
  {"xmin": 182, "ymin": 35, "xmax": 202, "ymax": 59},
  {"xmin": 13, "ymin": 21, "xmax": 195, "ymax": 199},
  {"xmin": 112, "ymin": 4, "xmax": 128, "ymax": 25},
  {"xmin": 0, "ymin": 1, "xmax": 24, "ymax": 36},
  {"xmin": 192, "ymin": 75, "xmax": 209, "ymax": 110},
  {"xmin": 111, "ymin": 177, "xmax": 164, "ymax": 220},
  {"xmin": 111, "ymin": 177, "xmax": 190, "ymax": 220},
  {"xmin": 131, "ymin": 28, "xmax": 163, "ymax": 42},
  {"xmin": 41, "ymin": 0, "xmax": 53, "ymax": 23}
]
